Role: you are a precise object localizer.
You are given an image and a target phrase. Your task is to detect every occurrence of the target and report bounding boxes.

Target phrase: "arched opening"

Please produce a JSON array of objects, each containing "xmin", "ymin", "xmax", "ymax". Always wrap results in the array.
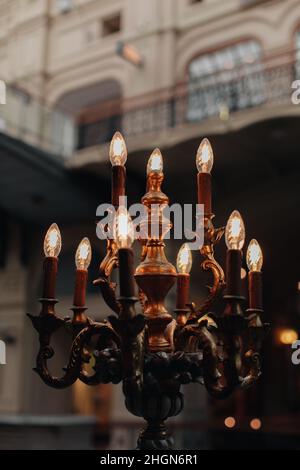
[
  {"xmin": 56, "ymin": 80, "xmax": 122, "ymax": 151},
  {"xmin": 187, "ymin": 40, "xmax": 263, "ymax": 121}
]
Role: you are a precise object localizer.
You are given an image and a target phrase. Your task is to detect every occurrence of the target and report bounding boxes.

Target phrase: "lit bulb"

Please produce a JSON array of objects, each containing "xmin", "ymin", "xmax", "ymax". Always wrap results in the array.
[
  {"xmin": 196, "ymin": 138, "xmax": 214, "ymax": 173},
  {"xmin": 147, "ymin": 148, "xmax": 163, "ymax": 175},
  {"xmin": 246, "ymin": 239, "xmax": 263, "ymax": 272},
  {"xmin": 224, "ymin": 417, "xmax": 236, "ymax": 429},
  {"xmin": 250, "ymin": 418, "xmax": 262, "ymax": 431},
  {"xmin": 225, "ymin": 210, "xmax": 245, "ymax": 250},
  {"xmin": 114, "ymin": 207, "xmax": 135, "ymax": 249},
  {"xmin": 109, "ymin": 131, "xmax": 127, "ymax": 166},
  {"xmin": 279, "ymin": 328, "xmax": 298, "ymax": 345},
  {"xmin": 75, "ymin": 237, "xmax": 92, "ymax": 270},
  {"xmin": 44, "ymin": 223, "xmax": 62, "ymax": 257},
  {"xmin": 176, "ymin": 243, "xmax": 192, "ymax": 275}
]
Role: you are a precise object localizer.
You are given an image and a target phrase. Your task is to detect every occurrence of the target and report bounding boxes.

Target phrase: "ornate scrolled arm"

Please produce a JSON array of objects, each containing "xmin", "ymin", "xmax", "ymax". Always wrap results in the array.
[
  {"xmin": 239, "ymin": 313, "xmax": 270, "ymax": 389},
  {"xmin": 29, "ymin": 317, "xmax": 102, "ymax": 388},
  {"xmin": 239, "ymin": 349, "xmax": 262, "ymax": 389},
  {"xmin": 29, "ymin": 293, "xmax": 147, "ymax": 391},
  {"xmin": 175, "ymin": 317, "xmax": 234, "ymax": 398},
  {"xmin": 28, "ymin": 296, "xmax": 123, "ymax": 388},
  {"xmin": 195, "ymin": 252, "xmax": 225, "ymax": 316},
  {"xmin": 93, "ymin": 239, "xmax": 120, "ymax": 314},
  {"xmin": 79, "ymin": 296, "xmax": 147, "ymax": 390},
  {"xmin": 188, "ymin": 217, "xmax": 225, "ymax": 323},
  {"xmin": 176, "ymin": 310, "xmax": 268, "ymax": 398}
]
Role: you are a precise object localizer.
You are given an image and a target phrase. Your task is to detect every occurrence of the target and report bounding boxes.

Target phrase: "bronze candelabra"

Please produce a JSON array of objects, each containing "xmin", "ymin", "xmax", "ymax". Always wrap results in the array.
[{"xmin": 28, "ymin": 133, "xmax": 268, "ymax": 450}]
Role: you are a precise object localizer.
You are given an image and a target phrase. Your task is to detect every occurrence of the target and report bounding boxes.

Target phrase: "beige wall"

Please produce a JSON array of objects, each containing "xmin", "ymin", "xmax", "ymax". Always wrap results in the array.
[{"xmin": 1, "ymin": 0, "xmax": 300, "ymax": 105}]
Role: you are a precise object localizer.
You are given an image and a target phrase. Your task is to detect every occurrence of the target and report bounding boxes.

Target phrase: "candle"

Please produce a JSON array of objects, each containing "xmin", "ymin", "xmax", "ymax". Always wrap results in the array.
[
  {"xmin": 225, "ymin": 210, "xmax": 245, "ymax": 298},
  {"xmin": 110, "ymin": 131, "xmax": 127, "ymax": 208},
  {"xmin": 196, "ymin": 138, "xmax": 214, "ymax": 215},
  {"xmin": 42, "ymin": 223, "xmax": 62, "ymax": 300},
  {"xmin": 176, "ymin": 243, "xmax": 192, "ymax": 310},
  {"xmin": 73, "ymin": 237, "xmax": 92, "ymax": 307},
  {"xmin": 246, "ymin": 239, "xmax": 263, "ymax": 311},
  {"xmin": 114, "ymin": 207, "xmax": 136, "ymax": 299}
]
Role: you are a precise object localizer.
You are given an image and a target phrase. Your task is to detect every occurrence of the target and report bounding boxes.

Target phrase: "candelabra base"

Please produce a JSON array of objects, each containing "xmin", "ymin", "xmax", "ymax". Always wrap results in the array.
[
  {"xmin": 28, "ymin": 299, "xmax": 268, "ymax": 451},
  {"xmin": 123, "ymin": 352, "xmax": 190, "ymax": 450}
]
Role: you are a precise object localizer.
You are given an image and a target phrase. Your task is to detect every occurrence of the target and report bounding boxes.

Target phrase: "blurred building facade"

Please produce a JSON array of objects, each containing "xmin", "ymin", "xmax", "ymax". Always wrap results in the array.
[
  {"xmin": 0, "ymin": 0, "xmax": 300, "ymax": 449},
  {"xmin": 0, "ymin": 0, "xmax": 300, "ymax": 158}
]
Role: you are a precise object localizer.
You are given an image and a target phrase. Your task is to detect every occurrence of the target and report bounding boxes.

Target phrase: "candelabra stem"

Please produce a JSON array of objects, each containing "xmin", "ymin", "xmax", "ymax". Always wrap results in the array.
[{"xmin": 137, "ymin": 421, "xmax": 174, "ymax": 450}]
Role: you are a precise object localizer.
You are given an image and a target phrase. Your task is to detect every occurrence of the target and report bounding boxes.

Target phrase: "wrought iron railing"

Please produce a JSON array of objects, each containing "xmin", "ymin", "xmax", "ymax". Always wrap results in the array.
[
  {"xmin": 77, "ymin": 52, "xmax": 298, "ymax": 150},
  {"xmin": 0, "ymin": 51, "xmax": 298, "ymax": 157}
]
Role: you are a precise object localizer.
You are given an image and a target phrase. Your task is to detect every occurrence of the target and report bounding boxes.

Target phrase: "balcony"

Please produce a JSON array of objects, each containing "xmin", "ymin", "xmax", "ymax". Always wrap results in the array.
[
  {"xmin": 74, "ymin": 51, "xmax": 300, "ymax": 165},
  {"xmin": 1, "ymin": 51, "xmax": 299, "ymax": 164}
]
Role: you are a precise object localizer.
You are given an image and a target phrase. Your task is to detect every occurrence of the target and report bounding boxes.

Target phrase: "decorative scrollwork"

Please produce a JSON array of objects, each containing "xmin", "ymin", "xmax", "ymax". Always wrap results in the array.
[
  {"xmin": 80, "ymin": 348, "xmax": 123, "ymax": 385},
  {"xmin": 175, "ymin": 312, "xmax": 269, "ymax": 399},
  {"xmin": 239, "ymin": 350, "xmax": 262, "ymax": 389},
  {"xmin": 31, "ymin": 319, "xmax": 102, "ymax": 388},
  {"xmin": 188, "ymin": 218, "xmax": 225, "ymax": 323},
  {"xmin": 196, "ymin": 253, "xmax": 225, "ymax": 314},
  {"xmin": 28, "ymin": 306, "xmax": 121, "ymax": 389},
  {"xmin": 79, "ymin": 321, "xmax": 122, "ymax": 385},
  {"xmin": 93, "ymin": 239, "xmax": 120, "ymax": 314},
  {"xmin": 238, "ymin": 315, "xmax": 270, "ymax": 389}
]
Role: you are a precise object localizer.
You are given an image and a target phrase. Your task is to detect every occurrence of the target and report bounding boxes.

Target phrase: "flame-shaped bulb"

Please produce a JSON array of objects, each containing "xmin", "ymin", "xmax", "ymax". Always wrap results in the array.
[
  {"xmin": 246, "ymin": 239, "xmax": 263, "ymax": 272},
  {"xmin": 44, "ymin": 223, "xmax": 62, "ymax": 257},
  {"xmin": 109, "ymin": 131, "xmax": 127, "ymax": 166},
  {"xmin": 176, "ymin": 243, "xmax": 193, "ymax": 275},
  {"xmin": 147, "ymin": 148, "xmax": 163, "ymax": 175},
  {"xmin": 225, "ymin": 210, "xmax": 245, "ymax": 250},
  {"xmin": 196, "ymin": 138, "xmax": 214, "ymax": 173},
  {"xmin": 75, "ymin": 237, "xmax": 92, "ymax": 270}
]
